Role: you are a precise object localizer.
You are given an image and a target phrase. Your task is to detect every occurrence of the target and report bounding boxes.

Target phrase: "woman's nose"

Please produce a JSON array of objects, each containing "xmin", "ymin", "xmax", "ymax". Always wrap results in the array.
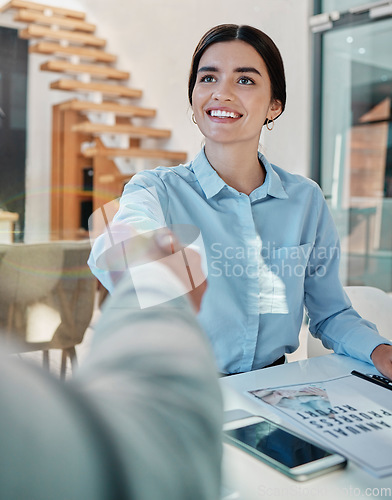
[{"xmin": 212, "ymin": 80, "xmax": 234, "ymax": 101}]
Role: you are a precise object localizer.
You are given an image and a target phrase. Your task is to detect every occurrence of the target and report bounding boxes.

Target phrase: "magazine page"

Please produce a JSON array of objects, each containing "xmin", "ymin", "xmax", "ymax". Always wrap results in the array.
[{"xmin": 247, "ymin": 375, "xmax": 392, "ymax": 478}]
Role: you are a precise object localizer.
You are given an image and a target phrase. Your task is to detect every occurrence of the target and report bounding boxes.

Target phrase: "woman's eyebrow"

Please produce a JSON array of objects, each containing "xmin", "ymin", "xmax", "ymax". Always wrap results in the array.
[
  {"xmin": 235, "ymin": 67, "xmax": 261, "ymax": 76},
  {"xmin": 197, "ymin": 66, "xmax": 218, "ymax": 73},
  {"xmin": 197, "ymin": 66, "xmax": 262, "ymax": 76}
]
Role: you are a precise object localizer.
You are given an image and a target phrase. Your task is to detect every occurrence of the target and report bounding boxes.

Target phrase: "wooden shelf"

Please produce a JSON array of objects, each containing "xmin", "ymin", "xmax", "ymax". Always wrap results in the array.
[
  {"xmin": 41, "ymin": 60, "xmax": 129, "ymax": 80},
  {"xmin": 14, "ymin": 9, "xmax": 95, "ymax": 32},
  {"xmin": 72, "ymin": 121, "xmax": 171, "ymax": 139},
  {"xmin": 50, "ymin": 79, "xmax": 142, "ymax": 98},
  {"xmin": 0, "ymin": 0, "xmax": 86, "ymax": 19},
  {"xmin": 83, "ymin": 145, "xmax": 187, "ymax": 162},
  {"xmin": 58, "ymin": 99, "xmax": 156, "ymax": 118},
  {"xmin": 19, "ymin": 24, "xmax": 106, "ymax": 47},
  {"xmin": 51, "ymin": 105, "xmax": 93, "ymax": 240},
  {"xmin": 29, "ymin": 42, "xmax": 116, "ymax": 62}
]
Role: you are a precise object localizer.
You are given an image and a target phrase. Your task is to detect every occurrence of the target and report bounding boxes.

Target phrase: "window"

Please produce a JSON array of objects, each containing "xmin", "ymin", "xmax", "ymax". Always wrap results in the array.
[
  {"xmin": 312, "ymin": 1, "xmax": 392, "ymax": 292},
  {"xmin": 0, "ymin": 27, "xmax": 28, "ymax": 240}
]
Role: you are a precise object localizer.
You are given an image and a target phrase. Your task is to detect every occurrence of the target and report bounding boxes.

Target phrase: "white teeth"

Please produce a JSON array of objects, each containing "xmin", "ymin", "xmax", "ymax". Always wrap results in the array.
[{"xmin": 210, "ymin": 109, "xmax": 240, "ymax": 118}]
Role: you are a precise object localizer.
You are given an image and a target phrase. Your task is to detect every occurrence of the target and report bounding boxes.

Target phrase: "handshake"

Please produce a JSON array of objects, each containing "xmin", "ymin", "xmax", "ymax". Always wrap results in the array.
[{"xmin": 89, "ymin": 211, "xmax": 208, "ymax": 312}]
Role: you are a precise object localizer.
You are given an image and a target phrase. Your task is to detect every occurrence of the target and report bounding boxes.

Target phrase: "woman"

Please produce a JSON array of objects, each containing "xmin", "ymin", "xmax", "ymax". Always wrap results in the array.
[{"xmin": 89, "ymin": 24, "xmax": 392, "ymax": 377}]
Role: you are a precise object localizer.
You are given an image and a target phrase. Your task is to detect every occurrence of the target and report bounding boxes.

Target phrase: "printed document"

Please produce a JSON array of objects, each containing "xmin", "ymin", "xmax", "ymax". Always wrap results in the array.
[{"xmin": 247, "ymin": 375, "xmax": 392, "ymax": 477}]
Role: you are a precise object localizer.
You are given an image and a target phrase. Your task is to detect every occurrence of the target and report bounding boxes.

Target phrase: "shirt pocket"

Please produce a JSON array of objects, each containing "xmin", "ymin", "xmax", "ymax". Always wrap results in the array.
[{"xmin": 259, "ymin": 242, "xmax": 313, "ymax": 314}]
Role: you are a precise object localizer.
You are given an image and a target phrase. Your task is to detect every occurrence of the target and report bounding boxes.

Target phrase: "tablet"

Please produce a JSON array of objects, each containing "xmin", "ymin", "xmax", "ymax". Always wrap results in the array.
[{"xmin": 224, "ymin": 415, "xmax": 347, "ymax": 481}]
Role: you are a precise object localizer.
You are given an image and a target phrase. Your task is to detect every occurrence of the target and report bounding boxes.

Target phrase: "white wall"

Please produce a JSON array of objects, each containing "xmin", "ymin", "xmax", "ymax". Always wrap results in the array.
[{"xmin": 18, "ymin": 0, "xmax": 312, "ymax": 240}]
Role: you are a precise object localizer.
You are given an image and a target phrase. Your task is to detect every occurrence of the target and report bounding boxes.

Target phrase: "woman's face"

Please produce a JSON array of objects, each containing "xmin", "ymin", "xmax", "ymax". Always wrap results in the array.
[{"xmin": 192, "ymin": 40, "xmax": 282, "ymax": 150}]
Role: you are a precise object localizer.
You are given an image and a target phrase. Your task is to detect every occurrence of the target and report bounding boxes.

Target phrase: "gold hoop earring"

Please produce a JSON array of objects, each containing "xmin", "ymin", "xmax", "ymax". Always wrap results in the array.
[
  {"xmin": 192, "ymin": 113, "xmax": 197, "ymax": 124},
  {"xmin": 266, "ymin": 118, "xmax": 274, "ymax": 131}
]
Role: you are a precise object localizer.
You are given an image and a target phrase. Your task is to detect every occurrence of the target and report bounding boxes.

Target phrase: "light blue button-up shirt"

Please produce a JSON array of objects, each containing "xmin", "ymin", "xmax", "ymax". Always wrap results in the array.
[{"xmin": 88, "ymin": 149, "xmax": 389, "ymax": 374}]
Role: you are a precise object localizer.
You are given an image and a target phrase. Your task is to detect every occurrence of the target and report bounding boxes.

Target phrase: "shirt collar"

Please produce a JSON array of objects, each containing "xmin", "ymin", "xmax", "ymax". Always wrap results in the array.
[
  {"xmin": 191, "ymin": 149, "xmax": 227, "ymax": 199},
  {"xmin": 191, "ymin": 148, "xmax": 288, "ymax": 200},
  {"xmin": 254, "ymin": 152, "xmax": 289, "ymax": 200}
]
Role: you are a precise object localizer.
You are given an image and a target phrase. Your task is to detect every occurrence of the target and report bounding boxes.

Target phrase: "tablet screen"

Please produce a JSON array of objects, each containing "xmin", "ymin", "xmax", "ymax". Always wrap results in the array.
[{"xmin": 225, "ymin": 420, "xmax": 332, "ymax": 468}]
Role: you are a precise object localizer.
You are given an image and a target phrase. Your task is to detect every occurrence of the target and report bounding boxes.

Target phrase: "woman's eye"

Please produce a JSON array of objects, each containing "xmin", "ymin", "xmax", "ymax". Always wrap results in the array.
[
  {"xmin": 238, "ymin": 77, "xmax": 255, "ymax": 85},
  {"xmin": 200, "ymin": 75, "xmax": 216, "ymax": 83}
]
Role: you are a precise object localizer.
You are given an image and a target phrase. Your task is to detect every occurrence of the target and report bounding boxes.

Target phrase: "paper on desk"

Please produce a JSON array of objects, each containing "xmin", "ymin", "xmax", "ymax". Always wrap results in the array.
[{"xmin": 247, "ymin": 375, "xmax": 392, "ymax": 478}]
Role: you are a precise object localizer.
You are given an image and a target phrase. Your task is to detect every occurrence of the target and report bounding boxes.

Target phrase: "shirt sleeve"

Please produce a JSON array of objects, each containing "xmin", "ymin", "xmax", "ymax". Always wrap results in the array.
[
  {"xmin": 88, "ymin": 172, "xmax": 169, "ymax": 292},
  {"xmin": 304, "ymin": 188, "xmax": 391, "ymax": 363},
  {"xmin": 74, "ymin": 264, "xmax": 223, "ymax": 500}
]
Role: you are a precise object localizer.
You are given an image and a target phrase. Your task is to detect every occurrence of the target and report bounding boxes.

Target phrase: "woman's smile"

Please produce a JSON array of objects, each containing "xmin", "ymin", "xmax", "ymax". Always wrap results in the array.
[{"xmin": 206, "ymin": 106, "xmax": 243, "ymax": 122}]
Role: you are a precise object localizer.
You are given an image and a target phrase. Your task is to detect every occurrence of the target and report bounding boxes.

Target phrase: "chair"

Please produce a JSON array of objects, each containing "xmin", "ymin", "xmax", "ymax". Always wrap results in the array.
[
  {"xmin": 306, "ymin": 285, "xmax": 392, "ymax": 358},
  {"xmin": 0, "ymin": 240, "xmax": 96, "ymax": 378}
]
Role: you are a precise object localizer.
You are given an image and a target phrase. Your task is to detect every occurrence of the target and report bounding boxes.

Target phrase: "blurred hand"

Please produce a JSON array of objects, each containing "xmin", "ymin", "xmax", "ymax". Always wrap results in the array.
[
  {"xmin": 153, "ymin": 229, "xmax": 207, "ymax": 312},
  {"xmin": 95, "ymin": 224, "xmax": 207, "ymax": 312}
]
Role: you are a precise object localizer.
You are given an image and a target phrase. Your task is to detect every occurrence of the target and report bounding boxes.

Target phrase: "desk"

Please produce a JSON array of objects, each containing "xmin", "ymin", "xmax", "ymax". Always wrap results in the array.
[{"xmin": 220, "ymin": 354, "xmax": 391, "ymax": 499}]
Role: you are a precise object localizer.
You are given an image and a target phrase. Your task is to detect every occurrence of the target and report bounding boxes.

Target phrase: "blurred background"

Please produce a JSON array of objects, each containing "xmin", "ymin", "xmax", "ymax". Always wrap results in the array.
[{"xmin": 0, "ymin": 0, "xmax": 391, "ymax": 294}]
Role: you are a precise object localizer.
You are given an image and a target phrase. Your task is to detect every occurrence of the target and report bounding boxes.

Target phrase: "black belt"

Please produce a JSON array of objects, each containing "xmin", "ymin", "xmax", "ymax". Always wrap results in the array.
[
  {"xmin": 264, "ymin": 354, "xmax": 286, "ymax": 368},
  {"xmin": 220, "ymin": 354, "xmax": 286, "ymax": 377}
]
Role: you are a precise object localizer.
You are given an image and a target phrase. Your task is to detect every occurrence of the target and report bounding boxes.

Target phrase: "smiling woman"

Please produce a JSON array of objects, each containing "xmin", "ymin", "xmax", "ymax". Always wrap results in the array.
[
  {"xmin": 188, "ymin": 26, "xmax": 285, "ymax": 195},
  {"xmin": 88, "ymin": 24, "xmax": 392, "ymax": 378},
  {"xmin": 190, "ymin": 39, "xmax": 282, "ymax": 193}
]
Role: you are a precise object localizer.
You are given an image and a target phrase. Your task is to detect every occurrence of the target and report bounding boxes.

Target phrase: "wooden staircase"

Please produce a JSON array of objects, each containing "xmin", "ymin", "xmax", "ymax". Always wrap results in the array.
[
  {"xmin": 19, "ymin": 23, "xmax": 106, "ymax": 46},
  {"xmin": 58, "ymin": 99, "xmax": 157, "ymax": 118},
  {"xmin": 14, "ymin": 8, "xmax": 95, "ymax": 31},
  {"xmin": 29, "ymin": 41, "xmax": 117, "ymax": 62},
  {"xmin": 1, "ymin": 0, "xmax": 86, "ymax": 19},
  {"xmin": 50, "ymin": 79, "xmax": 143, "ymax": 98},
  {"xmin": 0, "ymin": 0, "xmax": 188, "ymax": 240},
  {"xmin": 41, "ymin": 60, "xmax": 130, "ymax": 80}
]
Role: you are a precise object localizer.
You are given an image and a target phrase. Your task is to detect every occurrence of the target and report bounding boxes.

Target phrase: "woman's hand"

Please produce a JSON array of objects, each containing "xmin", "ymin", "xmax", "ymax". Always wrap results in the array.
[{"xmin": 371, "ymin": 344, "xmax": 392, "ymax": 380}]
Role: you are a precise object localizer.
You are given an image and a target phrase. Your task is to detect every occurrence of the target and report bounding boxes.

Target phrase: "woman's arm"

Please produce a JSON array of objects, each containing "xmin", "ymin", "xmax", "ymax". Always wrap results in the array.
[
  {"xmin": 304, "ymin": 189, "xmax": 392, "ymax": 365},
  {"xmin": 88, "ymin": 172, "xmax": 169, "ymax": 292}
]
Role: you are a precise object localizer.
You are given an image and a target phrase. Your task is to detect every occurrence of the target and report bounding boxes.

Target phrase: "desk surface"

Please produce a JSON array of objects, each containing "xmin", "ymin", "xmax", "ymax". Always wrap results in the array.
[{"xmin": 220, "ymin": 354, "xmax": 390, "ymax": 500}]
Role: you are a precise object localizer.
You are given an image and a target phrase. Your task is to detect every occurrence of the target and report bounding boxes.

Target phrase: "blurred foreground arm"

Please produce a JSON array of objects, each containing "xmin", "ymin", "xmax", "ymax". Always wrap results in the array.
[
  {"xmin": 76, "ymin": 261, "xmax": 222, "ymax": 500},
  {"xmin": 0, "ymin": 249, "xmax": 222, "ymax": 499}
]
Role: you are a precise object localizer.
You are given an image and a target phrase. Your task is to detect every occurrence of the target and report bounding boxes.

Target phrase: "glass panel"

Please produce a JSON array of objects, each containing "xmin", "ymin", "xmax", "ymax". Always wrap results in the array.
[
  {"xmin": 320, "ymin": 18, "xmax": 392, "ymax": 292},
  {"xmin": 320, "ymin": 0, "xmax": 382, "ymax": 14},
  {"xmin": 0, "ymin": 27, "xmax": 28, "ymax": 240},
  {"xmin": 10, "ymin": 72, "xmax": 27, "ymax": 130}
]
